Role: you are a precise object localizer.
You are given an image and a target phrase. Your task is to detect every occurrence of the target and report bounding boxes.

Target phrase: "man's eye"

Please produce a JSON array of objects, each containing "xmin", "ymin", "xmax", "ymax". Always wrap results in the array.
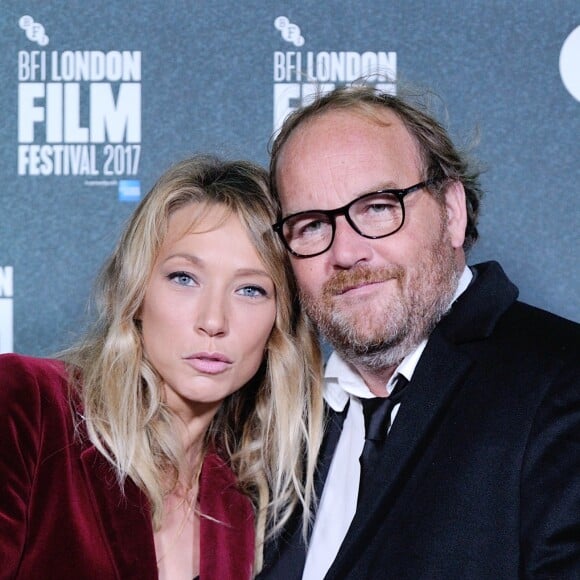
[
  {"xmin": 363, "ymin": 201, "xmax": 397, "ymax": 214},
  {"xmin": 299, "ymin": 219, "xmax": 325, "ymax": 235}
]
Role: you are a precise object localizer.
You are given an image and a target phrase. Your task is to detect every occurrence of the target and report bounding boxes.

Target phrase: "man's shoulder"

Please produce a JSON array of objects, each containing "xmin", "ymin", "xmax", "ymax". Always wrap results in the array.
[
  {"xmin": 440, "ymin": 261, "xmax": 578, "ymax": 367},
  {"xmin": 505, "ymin": 299, "xmax": 578, "ymax": 334},
  {"xmin": 497, "ymin": 299, "xmax": 579, "ymax": 361}
]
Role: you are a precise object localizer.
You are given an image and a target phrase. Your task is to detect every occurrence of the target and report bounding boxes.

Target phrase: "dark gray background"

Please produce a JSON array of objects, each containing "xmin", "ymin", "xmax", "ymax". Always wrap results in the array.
[{"xmin": 1, "ymin": 1, "xmax": 578, "ymax": 355}]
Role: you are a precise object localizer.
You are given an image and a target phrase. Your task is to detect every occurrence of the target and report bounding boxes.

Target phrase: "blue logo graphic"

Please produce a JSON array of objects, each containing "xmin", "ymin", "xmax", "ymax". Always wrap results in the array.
[{"xmin": 118, "ymin": 179, "xmax": 141, "ymax": 202}]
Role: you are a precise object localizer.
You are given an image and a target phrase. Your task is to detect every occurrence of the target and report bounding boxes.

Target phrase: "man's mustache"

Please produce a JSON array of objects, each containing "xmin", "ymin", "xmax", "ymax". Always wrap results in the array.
[{"xmin": 322, "ymin": 266, "xmax": 405, "ymax": 297}]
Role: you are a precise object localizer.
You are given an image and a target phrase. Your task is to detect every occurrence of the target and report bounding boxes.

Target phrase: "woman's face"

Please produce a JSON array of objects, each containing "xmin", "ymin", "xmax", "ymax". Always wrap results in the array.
[{"xmin": 140, "ymin": 204, "xmax": 277, "ymax": 423}]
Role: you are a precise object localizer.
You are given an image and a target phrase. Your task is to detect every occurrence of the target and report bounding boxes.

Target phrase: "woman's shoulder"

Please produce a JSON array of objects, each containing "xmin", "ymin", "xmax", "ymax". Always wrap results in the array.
[
  {"xmin": 0, "ymin": 353, "xmax": 70, "ymax": 408},
  {"xmin": 0, "ymin": 352, "xmax": 66, "ymax": 373}
]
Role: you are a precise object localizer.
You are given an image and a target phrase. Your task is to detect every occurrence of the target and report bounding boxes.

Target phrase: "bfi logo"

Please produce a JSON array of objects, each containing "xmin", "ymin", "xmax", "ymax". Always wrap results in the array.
[{"xmin": 0, "ymin": 267, "xmax": 14, "ymax": 354}]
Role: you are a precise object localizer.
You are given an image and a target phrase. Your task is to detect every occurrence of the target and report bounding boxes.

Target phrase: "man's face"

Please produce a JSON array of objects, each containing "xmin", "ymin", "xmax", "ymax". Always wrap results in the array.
[{"xmin": 276, "ymin": 108, "xmax": 467, "ymax": 386}]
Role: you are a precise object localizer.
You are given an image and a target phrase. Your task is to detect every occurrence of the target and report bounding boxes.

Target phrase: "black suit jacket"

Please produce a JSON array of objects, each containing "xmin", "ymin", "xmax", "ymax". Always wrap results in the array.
[{"xmin": 259, "ymin": 261, "xmax": 580, "ymax": 579}]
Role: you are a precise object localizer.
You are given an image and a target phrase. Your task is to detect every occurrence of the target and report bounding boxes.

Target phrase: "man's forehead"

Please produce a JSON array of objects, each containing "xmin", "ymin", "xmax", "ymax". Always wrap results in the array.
[
  {"xmin": 276, "ymin": 108, "xmax": 422, "ymax": 211},
  {"xmin": 278, "ymin": 107, "xmax": 416, "ymax": 168},
  {"xmin": 287, "ymin": 106, "xmax": 400, "ymax": 141}
]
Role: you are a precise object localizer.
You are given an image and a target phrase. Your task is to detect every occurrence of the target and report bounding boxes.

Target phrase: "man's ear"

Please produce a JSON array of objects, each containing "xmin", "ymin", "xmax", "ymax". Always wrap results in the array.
[{"xmin": 443, "ymin": 180, "xmax": 467, "ymax": 249}]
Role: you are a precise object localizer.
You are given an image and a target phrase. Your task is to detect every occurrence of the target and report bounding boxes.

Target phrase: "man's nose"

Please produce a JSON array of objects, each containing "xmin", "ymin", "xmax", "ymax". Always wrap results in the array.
[{"xmin": 328, "ymin": 215, "xmax": 373, "ymax": 268}]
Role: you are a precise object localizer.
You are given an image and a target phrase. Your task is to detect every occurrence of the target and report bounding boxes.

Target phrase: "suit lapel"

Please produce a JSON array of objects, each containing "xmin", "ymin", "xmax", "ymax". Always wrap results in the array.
[
  {"xmin": 80, "ymin": 446, "xmax": 158, "ymax": 579},
  {"xmin": 329, "ymin": 332, "xmax": 473, "ymax": 575}
]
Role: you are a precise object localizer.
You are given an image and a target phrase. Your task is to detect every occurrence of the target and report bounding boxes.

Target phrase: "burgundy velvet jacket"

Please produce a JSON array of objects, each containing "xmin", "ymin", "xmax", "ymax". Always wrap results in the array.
[{"xmin": 0, "ymin": 354, "xmax": 255, "ymax": 579}]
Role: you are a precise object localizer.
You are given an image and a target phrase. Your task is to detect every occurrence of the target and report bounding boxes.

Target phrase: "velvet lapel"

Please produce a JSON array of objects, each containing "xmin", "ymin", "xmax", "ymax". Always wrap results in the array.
[
  {"xmin": 327, "ymin": 261, "xmax": 518, "ymax": 577},
  {"xmin": 80, "ymin": 446, "xmax": 158, "ymax": 579},
  {"xmin": 198, "ymin": 452, "xmax": 254, "ymax": 579}
]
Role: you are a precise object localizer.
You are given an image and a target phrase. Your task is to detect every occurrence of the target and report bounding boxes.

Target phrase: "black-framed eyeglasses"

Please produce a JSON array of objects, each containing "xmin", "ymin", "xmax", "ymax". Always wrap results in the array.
[{"xmin": 273, "ymin": 180, "xmax": 436, "ymax": 258}]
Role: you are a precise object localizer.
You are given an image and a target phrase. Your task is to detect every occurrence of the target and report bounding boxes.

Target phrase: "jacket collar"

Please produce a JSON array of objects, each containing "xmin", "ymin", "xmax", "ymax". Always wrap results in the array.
[
  {"xmin": 80, "ymin": 445, "xmax": 254, "ymax": 579},
  {"xmin": 439, "ymin": 261, "xmax": 518, "ymax": 343}
]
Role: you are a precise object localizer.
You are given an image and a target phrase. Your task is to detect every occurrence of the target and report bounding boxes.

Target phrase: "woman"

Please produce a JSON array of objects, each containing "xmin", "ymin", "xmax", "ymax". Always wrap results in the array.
[{"xmin": 0, "ymin": 156, "xmax": 324, "ymax": 579}]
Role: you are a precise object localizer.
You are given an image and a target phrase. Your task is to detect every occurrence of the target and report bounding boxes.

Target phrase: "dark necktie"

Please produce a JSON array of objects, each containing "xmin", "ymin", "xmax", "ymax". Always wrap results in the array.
[
  {"xmin": 315, "ymin": 401, "xmax": 350, "ymax": 498},
  {"xmin": 358, "ymin": 374, "xmax": 409, "ymax": 501}
]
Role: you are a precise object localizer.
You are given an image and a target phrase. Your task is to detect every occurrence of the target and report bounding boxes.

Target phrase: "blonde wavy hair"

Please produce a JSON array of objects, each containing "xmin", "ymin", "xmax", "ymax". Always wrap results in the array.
[{"xmin": 63, "ymin": 155, "xmax": 324, "ymax": 571}]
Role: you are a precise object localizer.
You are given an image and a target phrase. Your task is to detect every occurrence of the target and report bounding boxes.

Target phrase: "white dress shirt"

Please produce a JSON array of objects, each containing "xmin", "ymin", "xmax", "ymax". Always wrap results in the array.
[{"xmin": 302, "ymin": 266, "xmax": 473, "ymax": 580}]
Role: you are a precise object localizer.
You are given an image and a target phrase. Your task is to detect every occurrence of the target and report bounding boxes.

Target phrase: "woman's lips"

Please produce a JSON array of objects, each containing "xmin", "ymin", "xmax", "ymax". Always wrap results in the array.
[{"xmin": 185, "ymin": 352, "xmax": 233, "ymax": 374}]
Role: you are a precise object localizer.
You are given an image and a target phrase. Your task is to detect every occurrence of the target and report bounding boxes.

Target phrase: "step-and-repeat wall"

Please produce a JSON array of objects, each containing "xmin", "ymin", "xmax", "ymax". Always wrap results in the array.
[{"xmin": 1, "ymin": 1, "xmax": 579, "ymax": 355}]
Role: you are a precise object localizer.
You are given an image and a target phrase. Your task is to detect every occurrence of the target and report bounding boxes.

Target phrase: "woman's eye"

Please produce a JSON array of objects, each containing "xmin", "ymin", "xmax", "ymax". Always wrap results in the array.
[
  {"xmin": 237, "ymin": 285, "xmax": 267, "ymax": 298},
  {"xmin": 168, "ymin": 271, "xmax": 196, "ymax": 286}
]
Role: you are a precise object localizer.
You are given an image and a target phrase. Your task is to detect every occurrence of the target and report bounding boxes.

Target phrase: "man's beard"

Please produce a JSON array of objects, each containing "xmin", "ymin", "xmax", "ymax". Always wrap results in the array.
[{"xmin": 300, "ymin": 220, "xmax": 461, "ymax": 372}]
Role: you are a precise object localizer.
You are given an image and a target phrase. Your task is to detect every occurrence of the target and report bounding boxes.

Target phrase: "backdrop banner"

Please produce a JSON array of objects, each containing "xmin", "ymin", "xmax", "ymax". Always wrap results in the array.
[{"xmin": 1, "ymin": 1, "xmax": 578, "ymax": 354}]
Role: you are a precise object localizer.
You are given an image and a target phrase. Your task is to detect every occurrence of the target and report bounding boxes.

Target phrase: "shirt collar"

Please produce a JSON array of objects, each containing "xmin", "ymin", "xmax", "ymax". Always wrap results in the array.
[{"xmin": 324, "ymin": 265, "xmax": 473, "ymax": 410}]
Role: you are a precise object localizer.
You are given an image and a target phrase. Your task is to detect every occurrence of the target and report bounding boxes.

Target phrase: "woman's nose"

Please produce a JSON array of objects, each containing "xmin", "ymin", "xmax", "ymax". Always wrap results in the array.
[{"xmin": 195, "ymin": 293, "xmax": 228, "ymax": 337}]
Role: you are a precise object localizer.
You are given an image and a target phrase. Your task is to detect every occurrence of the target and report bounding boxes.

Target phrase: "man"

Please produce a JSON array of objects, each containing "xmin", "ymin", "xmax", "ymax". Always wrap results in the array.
[{"xmin": 259, "ymin": 85, "xmax": 580, "ymax": 579}]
